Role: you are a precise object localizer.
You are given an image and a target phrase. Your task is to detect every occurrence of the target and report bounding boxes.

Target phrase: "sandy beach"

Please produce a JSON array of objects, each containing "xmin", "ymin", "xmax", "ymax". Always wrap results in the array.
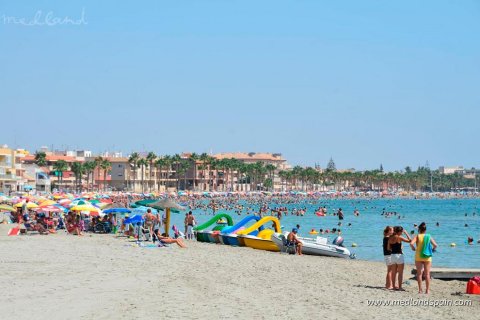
[{"xmin": 0, "ymin": 225, "xmax": 477, "ymax": 320}]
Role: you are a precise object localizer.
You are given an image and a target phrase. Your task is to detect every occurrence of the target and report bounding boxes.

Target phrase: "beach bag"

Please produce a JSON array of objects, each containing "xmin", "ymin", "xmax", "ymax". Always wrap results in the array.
[
  {"xmin": 8, "ymin": 227, "xmax": 20, "ymax": 236},
  {"xmin": 420, "ymin": 234, "xmax": 433, "ymax": 259},
  {"xmin": 466, "ymin": 277, "xmax": 480, "ymax": 295}
]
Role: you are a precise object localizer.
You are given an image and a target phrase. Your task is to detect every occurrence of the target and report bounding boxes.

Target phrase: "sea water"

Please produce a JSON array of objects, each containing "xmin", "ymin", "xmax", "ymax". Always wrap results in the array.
[{"xmin": 169, "ymin": 198, "xmax": 480, "ymax": 268}]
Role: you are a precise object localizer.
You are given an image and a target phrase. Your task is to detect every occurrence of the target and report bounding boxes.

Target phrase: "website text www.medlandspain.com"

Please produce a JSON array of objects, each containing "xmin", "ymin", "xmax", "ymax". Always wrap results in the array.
[{"xmin": 367, "ymin": 298, "xmax": 473, "ymax": 307}]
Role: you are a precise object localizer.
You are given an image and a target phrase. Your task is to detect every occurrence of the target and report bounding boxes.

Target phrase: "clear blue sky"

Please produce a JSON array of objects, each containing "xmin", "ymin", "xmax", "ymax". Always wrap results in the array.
[{"xmin": 1, "ymin": 0, "xmax": 479, "ymax": 171}]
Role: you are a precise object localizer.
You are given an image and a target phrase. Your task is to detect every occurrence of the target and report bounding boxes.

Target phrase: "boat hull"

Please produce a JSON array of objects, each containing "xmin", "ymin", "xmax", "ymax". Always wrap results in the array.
[
  {"xmin": 220, "ymin": 234, "xmax": 243, "ymax": 246},
  {"xmin": 241, "ymin": 235, "xmax": 280, "ymax": 252},
  {"xmin": 272, "ymin": 233, "xmax": 351, "ymax": 258}
]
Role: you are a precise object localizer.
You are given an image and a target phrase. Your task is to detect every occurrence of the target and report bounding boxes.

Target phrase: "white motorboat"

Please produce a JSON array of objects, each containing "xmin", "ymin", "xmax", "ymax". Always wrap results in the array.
[{"xmin": 272, "ymin": 232, "xmax": 355, "ymax": 259}]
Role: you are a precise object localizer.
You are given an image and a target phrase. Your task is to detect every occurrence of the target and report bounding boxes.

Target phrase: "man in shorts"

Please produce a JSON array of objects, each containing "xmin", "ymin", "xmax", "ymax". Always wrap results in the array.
[{"xmin": 186, "ymin": 211, "xmax": 196, "ymax": 240}]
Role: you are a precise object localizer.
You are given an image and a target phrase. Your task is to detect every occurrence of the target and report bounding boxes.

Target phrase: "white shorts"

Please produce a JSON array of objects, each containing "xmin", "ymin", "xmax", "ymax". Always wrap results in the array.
[
  {"xmin": 390, "ymin": 253, "xmax": 404, "ymax": 265},
  {"xmin": 384, "ymin": 255, "xmax": 393, "ymax": 266},
  {"xmin": 187, "ymin": 225, "xmax": 194, "ymax": 235}
]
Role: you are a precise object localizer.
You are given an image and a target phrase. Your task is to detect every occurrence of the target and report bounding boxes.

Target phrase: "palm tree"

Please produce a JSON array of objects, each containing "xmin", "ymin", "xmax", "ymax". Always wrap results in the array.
[
  {"xmin": 93, "ymin": 156, "xmax": 104, "ymax": 191},
  {"xmin": 180, "ymin": 160, "xmax": 190, "ymax": 190},
  {"xmin": 154, "ymin": 158, "xmax": 165, "ymax": 191},
  {"xmin": 220, "ymin": 158, "xmax": 232, "ymax": 191},
  {"xmin": 291, "ymin": 166, "xmax": 303, "ymax": 190},
  {"xmin": 238, "ymin": 163, "xmax": 248, "ymax": 192},
  {"xmin": 265, "ymin": 164, "xmax": 276, "ymax": 191},
  {"xmin": 146, "ymin": 152, "xmax": 157, "ymax": 191},
  {"xmin": 199, "ymin": 153, "xmax": 210, "ymax": 191},
  {"xmin": 137, "ymin": 158, "xmax": 148, "ymax": 193},
  {"xmin": 82, "ymin": 161, "xmax": 95, "ymax": 191},
  {"xmin": 171, "ymin": 154, "xmax": 182, "ymax": 191},
  {"xmin": 53, "ymin": 160, "xmax": 69, "ymax": 191},
  {"xmin": 34, "ymin": 151, "xmax": 47, "ymax": 167},
  {"xmin": 128, "ymin": 152, "xmax": 140, "ymax": 192},
  {"xmin": 100, "ymin": 159, "xmax": 112, "ymax": 191},
  {"xmin": 189, "ymin": 153, "xmax": 199, "ymax": 190},
  {"xmin": 70, "ymin": 162, "xmax": 84, "ymax": 192},
  {"xmin": 208, "ymin": 158, "xmax": 219, "ymax": 191}
]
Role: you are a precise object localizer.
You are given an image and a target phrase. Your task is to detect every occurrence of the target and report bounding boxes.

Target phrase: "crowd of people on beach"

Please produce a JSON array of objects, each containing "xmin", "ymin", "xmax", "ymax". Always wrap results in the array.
[{"xmin": 2, "ymin": 191, "xmax": 478, "ymax": 293}]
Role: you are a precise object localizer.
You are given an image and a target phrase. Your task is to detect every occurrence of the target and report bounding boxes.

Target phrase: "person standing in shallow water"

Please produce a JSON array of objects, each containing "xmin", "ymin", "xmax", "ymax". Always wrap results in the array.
[
  {"xmin": 186, "ymin": 211, "xmax": 196, "ymax": 240},
  {"xmin": 337, "ymin": 208, "xmax": 344, "ymax": 220},
  {"xmin": 410, "ymin": 222, "xmax": 437, "ymax": 294}
]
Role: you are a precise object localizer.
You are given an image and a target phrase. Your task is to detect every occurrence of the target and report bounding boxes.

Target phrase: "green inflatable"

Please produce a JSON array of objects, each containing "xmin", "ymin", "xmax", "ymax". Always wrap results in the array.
[{"xmin": 193, "ymin": 213, "xmax": 234, "ymax": 243}]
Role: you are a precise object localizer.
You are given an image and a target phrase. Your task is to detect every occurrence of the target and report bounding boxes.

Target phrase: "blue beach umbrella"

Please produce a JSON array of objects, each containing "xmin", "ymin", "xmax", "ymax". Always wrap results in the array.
[
  {"xmin": 131, "ymin": 206, "xmax": 158, "ymax": 215},
  {"xmin": 103, "ymin": 208, "xmax": 131, "ymax": 214},
  {"xmin": 124, "ymin": 214, "xmax": 143, "ymax": 224}
]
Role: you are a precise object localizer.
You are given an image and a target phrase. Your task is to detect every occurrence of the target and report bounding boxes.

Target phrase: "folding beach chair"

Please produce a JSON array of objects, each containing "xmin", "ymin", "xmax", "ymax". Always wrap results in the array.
[{"xmin": 279, "ymin": 234, "xmax": 296, "ymax": 254}]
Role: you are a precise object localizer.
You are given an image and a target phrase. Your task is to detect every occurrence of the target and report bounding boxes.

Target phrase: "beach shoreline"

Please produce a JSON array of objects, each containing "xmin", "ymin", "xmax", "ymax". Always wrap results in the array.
[{"xmin": 1, "ymin": 225, "xmax": 477, "ymax": 320}]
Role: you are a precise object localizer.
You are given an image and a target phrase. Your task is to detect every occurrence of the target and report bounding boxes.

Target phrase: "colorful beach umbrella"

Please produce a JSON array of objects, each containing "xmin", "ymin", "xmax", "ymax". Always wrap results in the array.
[
  {"xmin": 37, "ymin": 205, "xmax": 63, "ymax": 213},
  {"xmin": 69, "ymin": 200, "xmax": 90, "ymax": 207},
  {"xmin": 39, "ymin": 200, "xmax": 56, "ymax": 207},
  {"xmin": 70, "ymin": 205, "xmax": 102, "ymax": 216},
  {"xmin": 14, "ymin": 202, "xmax": 38, "ymax": 209},
  {"xmin": 0, "ymin": 204, "xmax": 16, "ymax": 212},
  {"xmin": 70, "ymin": 205, "xmax": 99, "ymax": 212}
]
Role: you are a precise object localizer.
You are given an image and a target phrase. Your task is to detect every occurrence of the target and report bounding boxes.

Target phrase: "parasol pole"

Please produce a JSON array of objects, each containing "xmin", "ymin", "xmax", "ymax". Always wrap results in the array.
[{"xmin": 165, "ymin": 207, "xmax": 171, "ymax": 237}]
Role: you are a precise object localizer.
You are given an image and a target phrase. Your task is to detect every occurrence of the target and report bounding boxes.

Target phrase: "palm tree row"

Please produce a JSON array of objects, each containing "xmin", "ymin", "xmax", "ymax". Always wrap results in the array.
[
  {"xmin": 125, "ymin": 152, "xmax": 279, "ymax": 193},
  {"xmin": 36, "ymin": 150, "xmax": 478, "ymax": 193},
  {"xmin": 277, "ymin": 166, "xmax": 480, "ymax": 192},
  {"xmin": 34, "ymin": 152, "xmax": 112, "ymax": 192}
]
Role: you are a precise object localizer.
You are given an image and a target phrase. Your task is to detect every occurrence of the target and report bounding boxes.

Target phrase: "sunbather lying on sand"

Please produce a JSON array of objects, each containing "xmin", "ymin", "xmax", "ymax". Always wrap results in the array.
[{"xmin": 154, "ymin": 230, "xmax": 187, "ymax": 248}]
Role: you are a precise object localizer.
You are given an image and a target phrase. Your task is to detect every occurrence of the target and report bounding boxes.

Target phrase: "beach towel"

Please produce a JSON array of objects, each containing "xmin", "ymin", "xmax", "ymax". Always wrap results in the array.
[{"xmin": 420, "ymin": 234, "xmax": 433, "ymax": 259}]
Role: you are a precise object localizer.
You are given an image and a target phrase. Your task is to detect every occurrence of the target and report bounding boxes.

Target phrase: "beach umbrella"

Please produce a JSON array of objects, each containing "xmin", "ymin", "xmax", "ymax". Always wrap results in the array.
[
  {"xmin": 39, "ymin": 200, "xmax": 56, "ymax": 207},
  {"xmin": 147, "ymin": 199, "xmax": 185, "ymax": 211},
  {"xmin": 14, "ymin": 202, "xmax": 38, "ymax": 209},
  {"xmin": 147, "ymin": 199, "xmax": 185, "ymax": 237},
  {"xmin": 134, "ymin": 199, "xmax": 158, "ymax": 207},
  {"xmin": 58, "ymin": 198, "xmax": 71, "ymax": 206},
  {"xmin": 103, "ymin": 202, "xmax": 126, "ymax": 209},
  {"xmin": 69, "ymin": 199, "xmax": 90, "ymax": 207},
  {"xmin": 70, "ymin": 205, "xmax": 100, "ymax": 213},
  {"xmin": 0, "ymin": 195, "xmax": 12, "ymax": 202},
  {"xmin": 124, "ymin": 214, "xmax": 143, "ymax": 224},
  {"xmin": 103, "ymin": 208, "xmax": 131, "ymax": 214},
  {"xmin": 131, "ymin": 206, "xmax": 158, "ymax": 215},
  {"xmin": 0, "ymin": 204, "xmax": 16, "ymax": 212},
  {"xmin": 37, "ymin": 205, "xmax": 63, "ymax": 213}
]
